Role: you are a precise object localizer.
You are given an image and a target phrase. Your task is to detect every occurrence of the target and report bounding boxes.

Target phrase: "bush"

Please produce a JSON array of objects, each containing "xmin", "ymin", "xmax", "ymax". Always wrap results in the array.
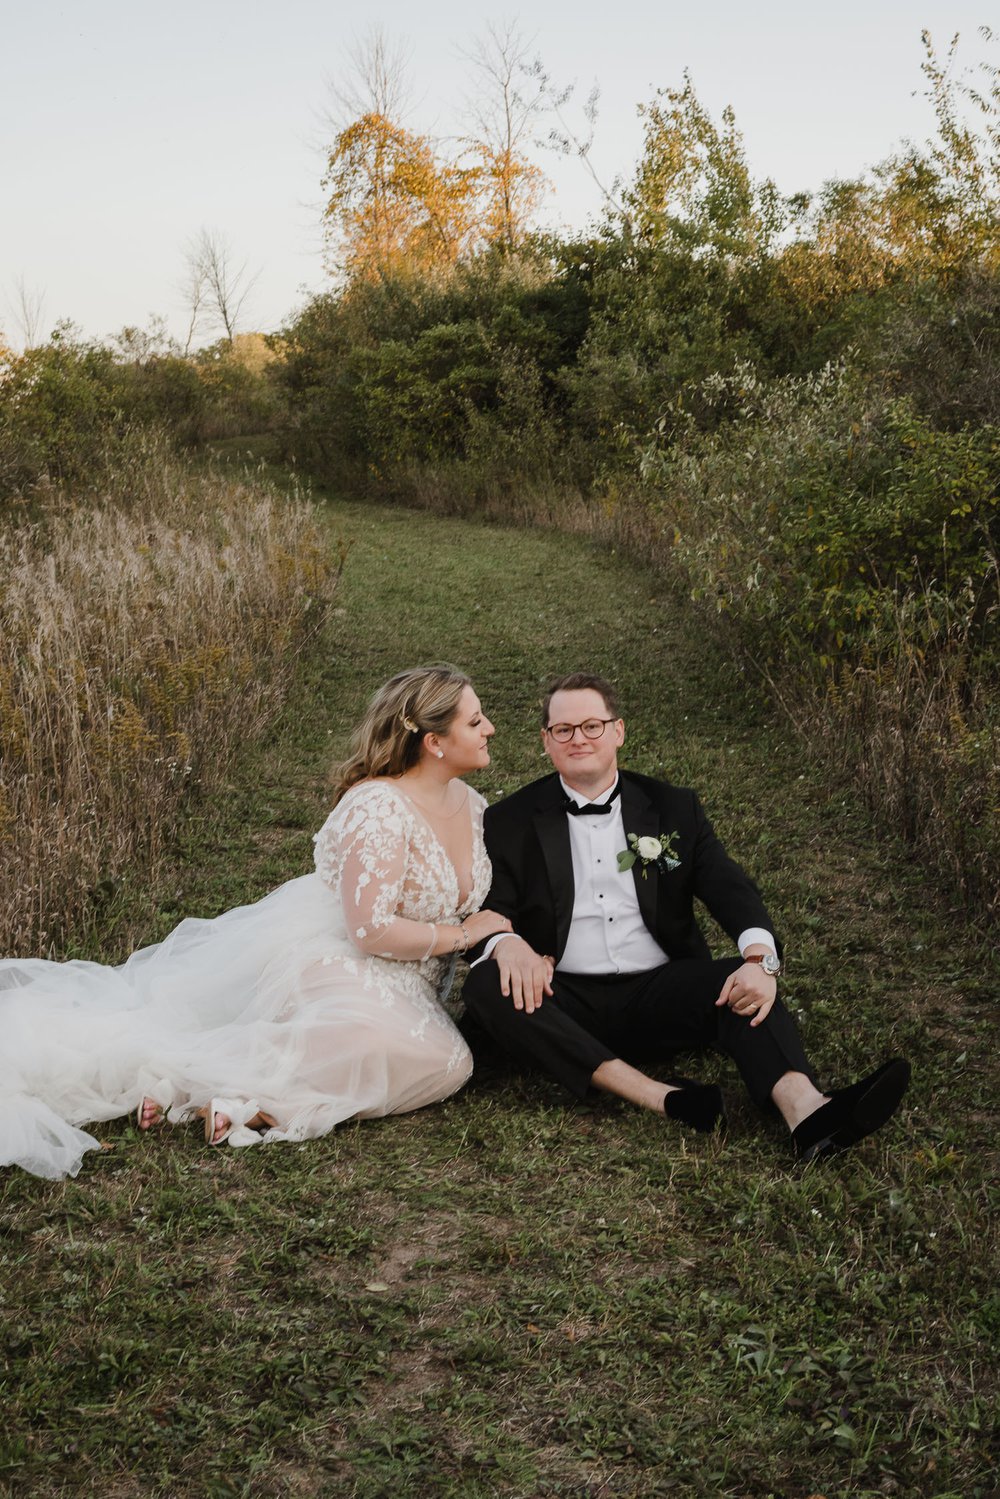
[
  {"xmin": 275, "ymin": 250, "xmax": 588, "ymax": 487},
  {"xmin": 875, "ymin": 268, "xmax": 1000, "ymax": 429},
  {"xmin": 0, "ymin": 334, "xmax": 129, "ymax": 497},
  {"xmin": 195, "ymin": 334, "xmax": 283, "ymax": 439},
  {"xmin": 635, "ymin": 361, "xmax": 999, "ymax": 920},
  {"xmin": 638, "ymin": 363, "xmax": 998, "ymax": 668},
  {"xmin": 0, "ymin": 329, "xmax": 282, "ymax": 505}
]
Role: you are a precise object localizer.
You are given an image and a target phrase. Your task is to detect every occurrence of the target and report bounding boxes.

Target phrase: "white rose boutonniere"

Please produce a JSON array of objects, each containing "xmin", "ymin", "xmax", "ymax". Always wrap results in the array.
[{"xmin": 617, "ymin": 831, "xmax": 682, "ymax": 879}]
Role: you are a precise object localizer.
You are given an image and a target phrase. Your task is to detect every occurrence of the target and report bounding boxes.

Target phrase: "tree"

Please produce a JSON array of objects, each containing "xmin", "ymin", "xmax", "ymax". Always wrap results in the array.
[
  {"xmin": 179, "ymin": 253, "xmax": 208, "ymax": 356},
  {"xmin": 110, "ymin": 316, "xmax": 178, "ymax": 365},
  {"xmin": 6, "ymin": 276, "xmax": 47, "ymax": 351},
  {"xmin": 778, "ymin": 29, "xmax": 1000, "ymax": 316},
  {"xmin": 622, "ymin": 74, "xmax": 785, "ymax": 260},
  {"xmin": 324, "ymin": 27, "xmax": 411, "ymax": 131},
  {"xmin": 525, "ymin": 59, "xmax": 618, "ymax": 216},
  {"xmin": 182, "ymin": 229, "xmax": 259, "ymax": 347},
  {"xmin": 461, "ymin": 24, "xmax": 547, "ymax": 251},
  {"xmin": 918, "ymin": 25, "xmax": 1000, "ymax": 271},
  {"xmin": 321, "ymin": 30, "xmax": 482, "ymax": 282},
  {"xmin": 323, "ymin": 113, "xmax": 479, "ymax": 281}
]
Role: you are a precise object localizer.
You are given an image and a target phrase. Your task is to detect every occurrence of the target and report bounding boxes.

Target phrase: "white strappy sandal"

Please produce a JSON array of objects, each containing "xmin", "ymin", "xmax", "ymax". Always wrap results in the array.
[
  {"xmin": 136, "ymin": 1097, "xmax": 165, "ymax": 1130},
  {"xmin": 204, "ymin": 1098, "xmax": 266, "ymax": 1148}
]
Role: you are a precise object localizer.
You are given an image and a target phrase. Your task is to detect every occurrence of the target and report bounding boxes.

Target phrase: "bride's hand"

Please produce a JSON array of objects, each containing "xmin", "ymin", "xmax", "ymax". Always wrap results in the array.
[{"xmin": 460, "ymin": 910, "xmax": 514, "ymax": 945}]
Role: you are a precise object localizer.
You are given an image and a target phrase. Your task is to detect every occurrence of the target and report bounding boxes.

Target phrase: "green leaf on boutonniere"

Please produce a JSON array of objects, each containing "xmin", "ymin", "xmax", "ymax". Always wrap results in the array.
[{"xmin": 617, "ymin": 830, "xmax": 682, "ymax": 878}]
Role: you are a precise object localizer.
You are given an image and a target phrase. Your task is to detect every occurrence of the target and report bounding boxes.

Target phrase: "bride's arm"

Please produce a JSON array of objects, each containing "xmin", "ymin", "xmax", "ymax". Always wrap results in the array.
[{"xmin": 316, "ymin": 793, "xmax": 471, "ymax": 961}]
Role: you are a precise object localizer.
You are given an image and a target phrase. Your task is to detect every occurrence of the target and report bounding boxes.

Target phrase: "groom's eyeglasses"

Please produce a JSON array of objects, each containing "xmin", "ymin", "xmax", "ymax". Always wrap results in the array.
[{"xmin": 544, "ymin": 718, "xmax": 618, "ymax": 743}]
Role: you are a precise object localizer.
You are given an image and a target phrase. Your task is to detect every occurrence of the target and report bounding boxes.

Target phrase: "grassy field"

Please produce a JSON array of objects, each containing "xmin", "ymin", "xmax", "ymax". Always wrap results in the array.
[{"xmin": 1, "ymin": 489, "xmax": 997, "ymax": 1498}]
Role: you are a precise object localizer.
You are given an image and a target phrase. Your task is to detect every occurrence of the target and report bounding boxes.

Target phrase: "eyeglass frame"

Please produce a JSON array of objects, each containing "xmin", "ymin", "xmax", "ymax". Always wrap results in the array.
[{"xmin": 543, "ymin": 717, "xmax": 620, "ymax": 744}]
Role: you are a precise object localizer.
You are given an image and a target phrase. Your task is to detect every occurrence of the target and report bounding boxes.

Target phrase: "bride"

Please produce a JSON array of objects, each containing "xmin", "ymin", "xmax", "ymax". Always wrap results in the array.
[{"xmin": 0, "ymin": 665, "xmax": 512, "ymax": 1180}]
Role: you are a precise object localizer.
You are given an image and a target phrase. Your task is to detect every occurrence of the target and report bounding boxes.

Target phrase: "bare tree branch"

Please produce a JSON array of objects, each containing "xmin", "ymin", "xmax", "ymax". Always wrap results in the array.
[
  {"xmin": 460, "ymin": 22, "xmax": 548, "ymax": 248},
  {"xmin": 183, "ymin": 230, "xmax": 260, "ymax": 346},
  {"xmin": 323, "ymin": 26, "xmax": 413, "ymax": 134},
  {"xmin": 527, "ymin": 62, "xmax": 621, "ymax": 215},
  {"xmin": 179, "ymin": 257, "xmax": 208, "ymax": 356},
  {"xmin": 7, "ymin": 276, "xmax": 47, "ymax": 351}
]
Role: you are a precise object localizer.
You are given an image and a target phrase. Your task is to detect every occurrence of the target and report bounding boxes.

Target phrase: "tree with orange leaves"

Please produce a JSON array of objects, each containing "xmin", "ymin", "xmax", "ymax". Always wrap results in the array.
[
  {"xmin": 323, "ymin": 112, "xmax": 480, "ymax": 282},
  {"xmin": 322, "ymin": 26, "xmax": 549, "ymax": 281}
]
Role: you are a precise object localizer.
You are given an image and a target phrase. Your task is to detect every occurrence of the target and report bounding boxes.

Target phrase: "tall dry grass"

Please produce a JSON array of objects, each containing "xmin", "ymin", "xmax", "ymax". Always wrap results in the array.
[
  {"xmin": 0, "ymin": 455, "xmax": 338, "ymax": 958},
  {"xmin": 381, "ymin": 458, "xmax": 667, "ymax": 555}
]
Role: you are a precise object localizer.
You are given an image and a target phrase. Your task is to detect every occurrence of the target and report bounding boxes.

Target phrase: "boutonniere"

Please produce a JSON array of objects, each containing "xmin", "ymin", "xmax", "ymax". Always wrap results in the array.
[{"xmin": 617, "ymin": 831, "xmax": 681, "ymax": 879}]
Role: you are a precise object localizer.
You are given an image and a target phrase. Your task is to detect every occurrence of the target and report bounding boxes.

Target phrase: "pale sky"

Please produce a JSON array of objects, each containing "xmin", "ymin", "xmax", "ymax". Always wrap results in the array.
[{"xmin": 2, "ymin": 1, "xmax": 994, "ymax": 349}]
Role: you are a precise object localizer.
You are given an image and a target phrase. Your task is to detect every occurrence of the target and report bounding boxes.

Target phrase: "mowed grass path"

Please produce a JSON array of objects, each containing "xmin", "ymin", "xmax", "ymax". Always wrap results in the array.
[{"xmin": 2, "ymin": 493, "xmax": 997, "ymax": 1498}]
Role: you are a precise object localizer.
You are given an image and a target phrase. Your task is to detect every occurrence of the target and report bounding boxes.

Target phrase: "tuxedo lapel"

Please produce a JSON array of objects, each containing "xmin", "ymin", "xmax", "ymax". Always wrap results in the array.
[
  {"xmin": 534, "ymin": 785, "xmax": 575, "ymax": 959},
  {"xmin": 619, "ymin": 774, "xmax": 660, "ymax": 935}
]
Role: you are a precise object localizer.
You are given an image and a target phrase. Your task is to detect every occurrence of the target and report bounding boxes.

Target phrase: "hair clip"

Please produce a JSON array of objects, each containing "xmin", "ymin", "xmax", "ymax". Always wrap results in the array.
[{"xmin": 402, "ymin": 716, "xmax": 419, "ymax": 733}]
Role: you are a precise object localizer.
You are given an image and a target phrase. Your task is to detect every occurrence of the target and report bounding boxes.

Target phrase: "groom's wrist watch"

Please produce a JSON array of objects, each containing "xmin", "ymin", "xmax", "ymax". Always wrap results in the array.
[{"xmin": 744, "ymin": 952, "xmax": 782, "ymax": 977}]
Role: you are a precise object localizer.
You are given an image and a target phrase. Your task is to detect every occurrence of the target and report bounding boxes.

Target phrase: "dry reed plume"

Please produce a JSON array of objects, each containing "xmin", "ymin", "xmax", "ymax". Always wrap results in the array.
[{"xmin": 0, "ymin": 459, "xmax": 337, "ymax": 958}]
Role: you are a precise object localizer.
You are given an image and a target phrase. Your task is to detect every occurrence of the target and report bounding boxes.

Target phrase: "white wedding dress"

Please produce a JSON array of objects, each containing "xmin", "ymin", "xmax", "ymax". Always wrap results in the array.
[{"xmin": 0, "ymin": 781, "xmax": 487, "ymax": 1180}]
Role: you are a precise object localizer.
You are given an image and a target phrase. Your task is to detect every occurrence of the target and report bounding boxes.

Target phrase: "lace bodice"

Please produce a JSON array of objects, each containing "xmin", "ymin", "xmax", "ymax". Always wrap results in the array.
[{"xmin": 313, "ymin": 781, "xmax": 491, "ymax": 961}]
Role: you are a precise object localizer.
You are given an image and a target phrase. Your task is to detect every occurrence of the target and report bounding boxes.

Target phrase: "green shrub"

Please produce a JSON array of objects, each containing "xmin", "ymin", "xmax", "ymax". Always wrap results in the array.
[
  {"xmin": 275, "ymin": 250, "xmax": 587, "ymax": 485},
  {"xmin": 638, "ymin": 362, "xmax": 999, "ymax": 670},
  {"xmin": 0, "ymin": 329, "xmax": 281, "ymax": 504},
  {"xmin": 634, "ymin": 360, "xmax": 999, "ymax": 920},
  {"xmin": 0, "ymin": 334, "xmax": 127, "ymax": 497}
]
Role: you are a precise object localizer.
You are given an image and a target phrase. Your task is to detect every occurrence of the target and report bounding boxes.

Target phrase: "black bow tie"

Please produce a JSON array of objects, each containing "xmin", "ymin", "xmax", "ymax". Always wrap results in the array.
[{"xmin": 564, "ymin": 781, "xmax": 621, "ymax": 816}]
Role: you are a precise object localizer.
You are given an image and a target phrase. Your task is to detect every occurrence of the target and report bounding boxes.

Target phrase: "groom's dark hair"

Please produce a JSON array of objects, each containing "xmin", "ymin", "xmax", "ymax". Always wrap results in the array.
[{"xmin": 541, "ymin": 673, "xmax": 621, "ymax": 726}]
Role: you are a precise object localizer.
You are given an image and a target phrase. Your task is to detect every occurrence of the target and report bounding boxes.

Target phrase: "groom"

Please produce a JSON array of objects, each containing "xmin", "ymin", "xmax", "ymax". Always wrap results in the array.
[{"xmin": 461, "ymin": 673, "xmax": 910, "ymax": 1160}]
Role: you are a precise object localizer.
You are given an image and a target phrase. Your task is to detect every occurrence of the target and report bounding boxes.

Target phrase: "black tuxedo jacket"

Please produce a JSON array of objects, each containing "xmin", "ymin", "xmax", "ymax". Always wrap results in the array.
[{"xmin": 479, "ymin": 769, "xmax": 779, "ymax": 967}]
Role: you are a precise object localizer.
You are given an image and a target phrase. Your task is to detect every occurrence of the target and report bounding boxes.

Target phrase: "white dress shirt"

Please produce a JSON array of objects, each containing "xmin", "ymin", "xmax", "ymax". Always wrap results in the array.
[{"xmin": 558, "ymin": 778, "xmax": 669, "ymax": 973}]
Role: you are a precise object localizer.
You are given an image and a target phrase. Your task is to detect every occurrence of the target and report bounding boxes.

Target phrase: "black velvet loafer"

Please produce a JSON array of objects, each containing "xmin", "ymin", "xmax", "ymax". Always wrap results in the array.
[
  {"xmin": 664, "ymin": 1077, "xmax": 726, "ymax": 1134},
  {"xmin": 793, "ymin": 1057, "xmax": 911, "ymax": 1162}
]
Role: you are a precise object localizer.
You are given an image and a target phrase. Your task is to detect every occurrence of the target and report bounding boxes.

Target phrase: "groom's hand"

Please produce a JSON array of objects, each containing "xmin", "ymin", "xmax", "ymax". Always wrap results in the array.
[
  {"xmin": 494, "ymin": 936, "xmax": 554, "ymax": 1014},
  {"xmin": 716, "ymin": 963, "xmax": 777, "ymax": 1028}
]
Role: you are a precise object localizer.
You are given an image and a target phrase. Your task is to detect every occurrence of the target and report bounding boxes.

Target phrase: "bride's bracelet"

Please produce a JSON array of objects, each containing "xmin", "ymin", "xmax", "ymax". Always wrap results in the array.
[{"xmin": 423, "ymin": 923, "xmax": 469, "ymax": 958}]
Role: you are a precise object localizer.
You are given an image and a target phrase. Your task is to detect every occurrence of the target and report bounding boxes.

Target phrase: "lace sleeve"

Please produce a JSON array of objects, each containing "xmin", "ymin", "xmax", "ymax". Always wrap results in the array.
[{"xmin": 314, "ymin": 785, "xmax": 441, "ymax": 961}]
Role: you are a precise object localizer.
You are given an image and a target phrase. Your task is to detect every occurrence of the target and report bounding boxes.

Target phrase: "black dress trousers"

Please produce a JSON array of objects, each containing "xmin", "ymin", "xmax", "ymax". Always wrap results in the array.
[{"xmin": 460, "ymin": 956, "xmax": 815, "ymax": 1108}]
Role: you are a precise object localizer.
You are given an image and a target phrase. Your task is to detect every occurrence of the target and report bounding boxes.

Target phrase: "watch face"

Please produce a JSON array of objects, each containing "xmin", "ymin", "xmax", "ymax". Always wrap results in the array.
[{"xmin": 763, "ymin": 954, "xmax": 781, "ymax": 976}]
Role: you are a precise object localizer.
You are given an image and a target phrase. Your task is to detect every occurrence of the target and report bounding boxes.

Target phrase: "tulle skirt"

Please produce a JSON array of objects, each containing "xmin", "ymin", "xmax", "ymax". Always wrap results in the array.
[{"xmin": 0, "ymin": 874, "xmax": 473, "ymax": 1179}]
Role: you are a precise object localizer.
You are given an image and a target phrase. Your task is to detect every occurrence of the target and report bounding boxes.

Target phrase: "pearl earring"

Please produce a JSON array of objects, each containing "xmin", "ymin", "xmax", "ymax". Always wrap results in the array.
[{"xmin": 436, "ymin": 751, "xmax": 445, "ymax": 759}]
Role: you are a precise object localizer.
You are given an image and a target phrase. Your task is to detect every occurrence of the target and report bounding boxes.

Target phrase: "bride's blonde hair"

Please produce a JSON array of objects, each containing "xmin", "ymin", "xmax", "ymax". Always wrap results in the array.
[{"xmin": 332, "ymin": 664, "xmax": 472, "ymax": 801}]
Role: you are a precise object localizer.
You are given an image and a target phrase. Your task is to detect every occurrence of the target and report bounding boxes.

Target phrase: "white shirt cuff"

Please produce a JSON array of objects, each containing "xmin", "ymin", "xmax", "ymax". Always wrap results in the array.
[
  {"xmin": 469, "ymin": 931, "xmax": 519, "ymax": 968},
  {"xmin": 738, "ymin": 927, "xmax": 777, "ymax": 957}
]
